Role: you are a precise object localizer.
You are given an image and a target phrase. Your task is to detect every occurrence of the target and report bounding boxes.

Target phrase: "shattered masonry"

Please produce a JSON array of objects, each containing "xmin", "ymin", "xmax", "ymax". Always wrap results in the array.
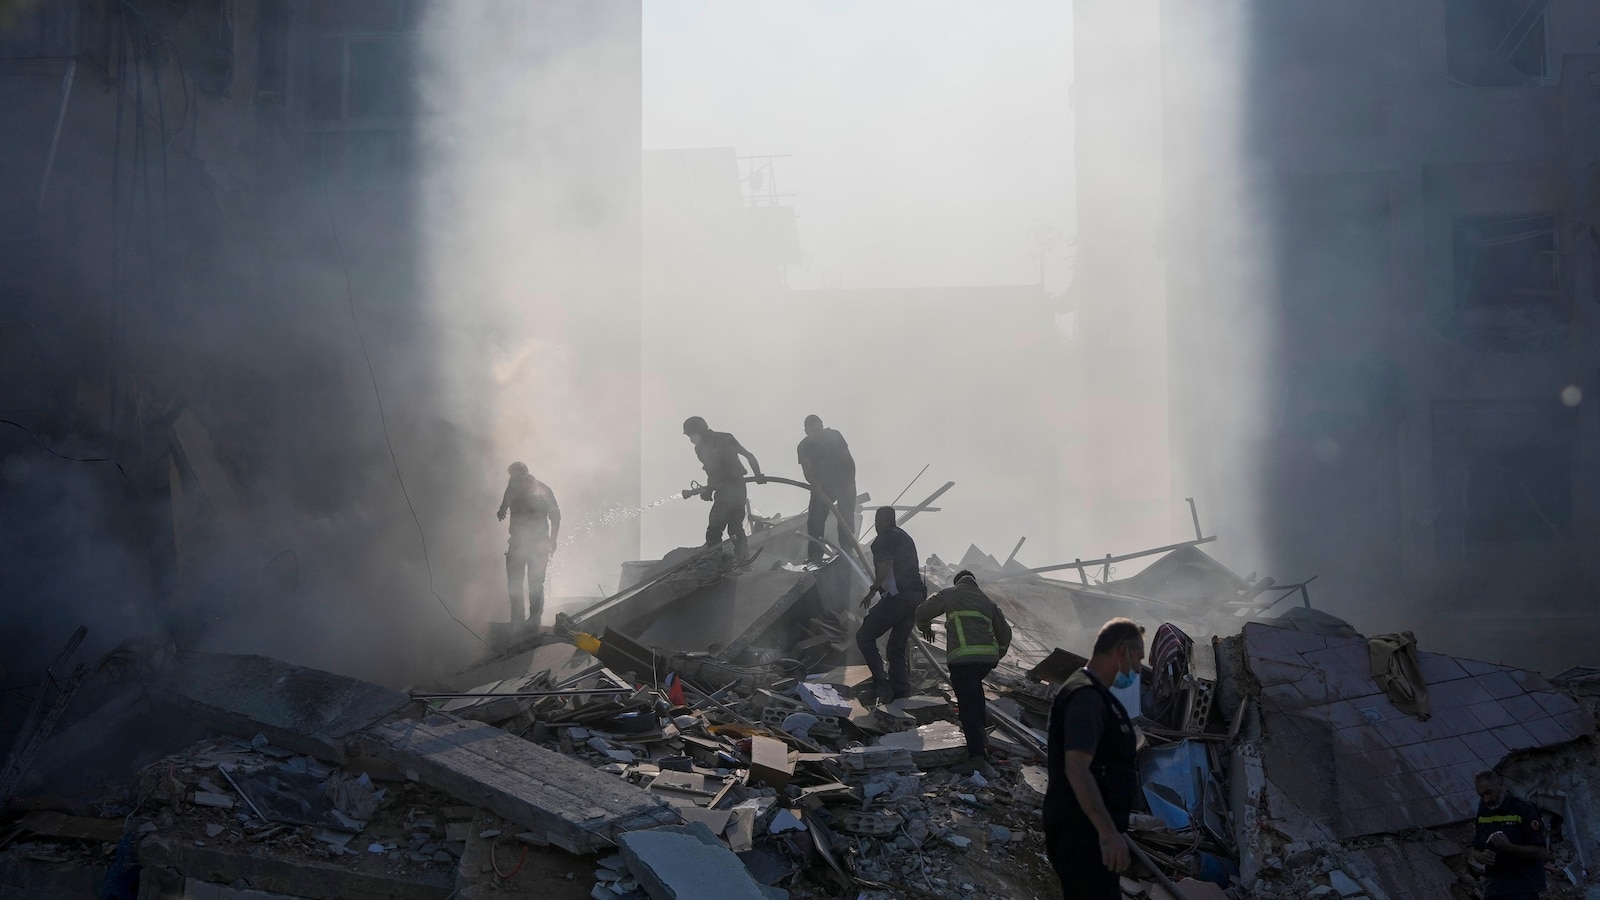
[{"xmin": 4, "ymin": 499, "xmax": 1599, "ymax": 900}]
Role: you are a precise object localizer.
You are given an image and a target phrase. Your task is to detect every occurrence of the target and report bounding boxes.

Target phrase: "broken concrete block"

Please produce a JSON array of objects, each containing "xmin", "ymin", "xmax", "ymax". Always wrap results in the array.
[
  {"xmin": 726, "ymin": 806, "xmax": 756, "ymax": 853},
  {"xmin": 880, "ymin": 696, "xmax": 947, "ymax": 725},
  {"xmin": 1283, "ymin": 840, "xmax": 1318, "ymax": 867},
  {"xmin": 747, "ymin": 736, "xmax": 794, "ymax": 788},
  {"xmin": 678, "ymin": 807, "xmax": 732, "ymax": 835},
  {"xmin": 838, "ymin": 745, "xmax": 914, "ymax": 773},
  {"xmin": 618, "ymin": 823, "xmax": 770, "ymax": 900},
  {"xmin": 1327, "ymin": 869, "xmax": 1363, "ymax": 897},
  {"xmin": 767, "ymin": 810, "xmax": 806, "ymax": 834},
  {"xmin": 1011, "ymin": 764, "xmax": 1048, "ymax": 807},
  {"xmin": 793, "ymin": 682, "xmax": 852, "ymax": 717},
  {"xmin": 348, "ymin": 718, "xmax": 680, "ymax": 855},
  {"xmin": 160, "ymin": 654, "xmax": 409, "ymax": 763},
  {"xmin": 874, "ymin": 721, "xmax": 968, "ymax": 768},
  {"xmin": 192, "ymin": 792, "xmax": 235, "ymax": 809}
]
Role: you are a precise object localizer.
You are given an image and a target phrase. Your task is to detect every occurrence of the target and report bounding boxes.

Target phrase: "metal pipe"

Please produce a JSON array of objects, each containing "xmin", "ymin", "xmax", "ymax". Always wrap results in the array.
[
  {"xmin": 897, "ymin": 482, "xmax": 954, "ymax": 526},
  {"xmin": 412, "ymin": 688, "xmax": 633, "ymax": 700},
  {"xmin": 1028, "ymin": 537, "xmax": 1217, "ymax": 575}
]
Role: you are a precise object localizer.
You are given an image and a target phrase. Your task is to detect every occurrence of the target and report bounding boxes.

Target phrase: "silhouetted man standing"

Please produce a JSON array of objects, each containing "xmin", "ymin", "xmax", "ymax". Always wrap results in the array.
[
  {"xmin": 497, "ymin": 462, "xmax": 560, "ymax": 629},
  {"xmin": 857, "ymin": 506, "xmax": 926, "ymax": 704},
  {"xmin": 683, "ymin": 416, "xmax": 764, "ymax": 559},
  {"xmin": 796, "ymin": 414, "xmax": 857, "ymax": 563}
]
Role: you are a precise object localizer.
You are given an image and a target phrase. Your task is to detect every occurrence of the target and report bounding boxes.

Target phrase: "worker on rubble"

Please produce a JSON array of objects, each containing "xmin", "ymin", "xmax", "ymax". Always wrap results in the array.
[
  {"xmin": 915, "ymin": 570, "xmax": 1012, "ymax": 777},
  {"xmin": 682, "ymin": 416, "xmax": 764, "ymax": 559},
  {"xmin": 1044, "ymin": 617, "xmax": 1145, "ymax": 900},
  {"xmin": 496, "ymin": 461, "xmax": 560, "ymax": 629},
  {"xmin": 796, "ymin": 414, "xmax": 858, "ymax": 564},
  {"xmin": 856, "ymin": 506, "xmax": 926, "ymax": 705},
  {"xmin": 1471, "ymin": 769, "xmax": 1550, "ymax": 899}
]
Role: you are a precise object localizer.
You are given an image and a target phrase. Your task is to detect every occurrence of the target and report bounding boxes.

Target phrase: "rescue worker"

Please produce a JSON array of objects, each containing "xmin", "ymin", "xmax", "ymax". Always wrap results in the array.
[
  {"xmin": 796, "ymin": 414, "xmax": 857, "ymax": 563},
  {"xmin": 1044, "ymin": 617, "xmax": 1145, "ymax": 900},
  {"xmin": 915, "ymin": 569, "xmax": 1012, "ymax": 776},
  {"xmin": 1472, "ymin": 769, "xmax": 1550, "ymax": 899},
  {"xmin": 496, "ymin": 462, "xmax": 560, "ymax": 629},
  {"xmin": 682, "ymin": 416, "xmax": 764, "ymax": 559},
  {"xmin": 856, "ymin": 506, "xmax": 926, "ymax": 704}
]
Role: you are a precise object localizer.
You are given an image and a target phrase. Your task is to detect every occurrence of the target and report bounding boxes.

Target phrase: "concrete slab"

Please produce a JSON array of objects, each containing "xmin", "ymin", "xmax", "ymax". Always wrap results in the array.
[
  {"xmin": 347, "ymin": 717, "xmax": 681, "ymax": 854},
  {"xmin": 443, "ymin": 641, "xmax": 593, "ymax": 692},
  {"xmin": 634, "ymin": 569, "xmax": 816, "ymax": 658},
  {"xmin": 159, "ymin": 653, "xmax": 410, "ymax": 763},
  {"xmin": 617, "ymin": 823, "xmax": 769, "ymax": 900},
  {"xmin": 1243, "ymin": 621, "xmax": 1594, "ymax": 838}
]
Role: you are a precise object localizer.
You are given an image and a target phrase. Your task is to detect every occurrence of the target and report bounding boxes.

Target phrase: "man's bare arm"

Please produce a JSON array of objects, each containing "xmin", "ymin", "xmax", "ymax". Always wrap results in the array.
[{"xmin": 1064, "ymin": 751, "xmax": 1119, "ymax": 837}]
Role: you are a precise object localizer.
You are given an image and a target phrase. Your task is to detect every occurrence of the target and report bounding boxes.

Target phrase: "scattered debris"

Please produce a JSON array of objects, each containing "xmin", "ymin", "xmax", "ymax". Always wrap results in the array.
[{"xmin": 7, "ymin": 503, "xmax": 1600, "ymax": 900}]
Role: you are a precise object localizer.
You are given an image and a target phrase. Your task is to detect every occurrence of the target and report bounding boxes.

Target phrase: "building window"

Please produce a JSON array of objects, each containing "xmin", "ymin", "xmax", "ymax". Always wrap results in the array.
[
  {"xmin": 1445, "ymin": 0, "xmax": 1551, "ymax": 87},
  {"xmin": 1449, "ymin": 212, "xmax": 1567, "ymax": 350},
  {"xmin": 290, "ymin": 1, "xmax": 437, "ymax": 129},
  {"xmin": 1431, "ymin": 400, "xmax": 1576, "ymax": 557}
]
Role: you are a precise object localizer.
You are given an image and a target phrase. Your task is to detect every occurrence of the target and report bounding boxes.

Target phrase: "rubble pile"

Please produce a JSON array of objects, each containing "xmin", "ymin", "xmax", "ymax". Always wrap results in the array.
[{"xmin": 3, "ymin": 500, "xmax": 1599, "ymax": 899}]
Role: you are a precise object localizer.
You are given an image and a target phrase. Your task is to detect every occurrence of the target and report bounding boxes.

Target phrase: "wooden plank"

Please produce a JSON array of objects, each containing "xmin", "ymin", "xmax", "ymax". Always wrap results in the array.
[{"xmin": 348, "ymin": 718, "xmax": 680, "ymax": 854}]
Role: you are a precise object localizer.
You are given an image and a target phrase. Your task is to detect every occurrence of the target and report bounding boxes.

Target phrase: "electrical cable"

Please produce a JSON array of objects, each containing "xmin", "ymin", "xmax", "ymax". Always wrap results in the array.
[
  {"xmin": 320, "ymin": 187, "xmax": 490, "ymax": 649},
  {"xmin": 490, "ymin": 840, "xmax": 528, "ymax": 879},
  {"xmin": 1, "ymin": 419, "xmax": 126, "ymax": 475}
]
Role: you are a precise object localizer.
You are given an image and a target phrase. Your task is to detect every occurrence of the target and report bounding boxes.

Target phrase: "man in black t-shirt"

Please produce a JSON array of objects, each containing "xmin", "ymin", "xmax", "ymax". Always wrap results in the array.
[
  {"xmin": 683, "ymin": 416, "xmax": 764, "ymax": 559},
  {"xmin": 1044, "ymin": 617, "xmax": 1145, "ymax": 900},
  {"xmin": 856, "ymin": 506, "xmax": 926, "ymax": 704},
  {"xmin": 1472, "ymin": 770, "xmax": 1549, "ymax": 899},
  {"xmin": 796, "ymin": 415, "xmax": 857, "ymax": 563}
]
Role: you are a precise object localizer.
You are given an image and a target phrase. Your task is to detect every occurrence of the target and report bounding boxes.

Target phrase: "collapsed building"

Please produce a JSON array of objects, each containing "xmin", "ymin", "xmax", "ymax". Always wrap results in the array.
[{"xmin": 4, "ymin": 489, "xmax": 1597, "ymax": 900}]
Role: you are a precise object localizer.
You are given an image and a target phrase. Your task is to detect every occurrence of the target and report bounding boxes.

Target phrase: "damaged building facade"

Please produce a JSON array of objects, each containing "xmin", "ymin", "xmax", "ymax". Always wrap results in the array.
[
  {"xmin": 7, "ymin": 2, "xmax": 1600, "ymax": 900},
  {"xmin": 0, "ymin": 0, "xmax": 642, "ymax": 679},
  {"xmin": 1076, "ymin": 0, "xmax": 1600, "ymax": 671}
]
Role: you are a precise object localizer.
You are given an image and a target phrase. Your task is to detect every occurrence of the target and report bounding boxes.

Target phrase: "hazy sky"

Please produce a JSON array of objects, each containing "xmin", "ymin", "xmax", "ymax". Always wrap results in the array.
[{"xmin": 642, "ymin": 0, "xmax": 1076, "ymax": 291}]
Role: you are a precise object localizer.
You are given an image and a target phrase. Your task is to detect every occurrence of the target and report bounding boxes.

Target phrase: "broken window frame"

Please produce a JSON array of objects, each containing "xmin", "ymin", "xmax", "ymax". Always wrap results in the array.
[
  {"xmin": 1447, "ymin": 211, "xmax": 1569, "ymax": 350},
  {"xmin": 285, "ymin": 0, "xmax": 440, "ymax": 132},
  {"xmin": 1443, "ymin": 0, "xmax": 1554, "ymax": 88},
  {"xmin": 1430, "ymin": 399, "xmax": 1578, "ymax": 558}
]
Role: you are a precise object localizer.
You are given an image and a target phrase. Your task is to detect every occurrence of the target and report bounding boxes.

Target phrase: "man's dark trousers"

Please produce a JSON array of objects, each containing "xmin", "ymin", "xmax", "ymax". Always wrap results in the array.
[
  {"xmin": 948, "ymin": 661, "xmax": 995, "ymax": 757},
  {"xmin": 857, "ymin": 591, "xmax": 922, "ymax": 697},
  {"xmin": 1044, "ymin": 820, "xmax": 1121, "ymax": 900},
  {"xmin": 806, "ymin": 485, "xmax": 856, "ymax": 562}
]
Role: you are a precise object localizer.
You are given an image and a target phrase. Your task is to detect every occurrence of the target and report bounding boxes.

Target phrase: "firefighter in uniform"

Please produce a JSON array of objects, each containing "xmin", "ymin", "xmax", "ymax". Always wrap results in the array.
[
  {"xmin": 916, "ymin": 569, "xmax": 1012, "ymax": 776},
  {"xmin": 1472, "ymin": 769, "xmax": 1550, "ymax": 899}
]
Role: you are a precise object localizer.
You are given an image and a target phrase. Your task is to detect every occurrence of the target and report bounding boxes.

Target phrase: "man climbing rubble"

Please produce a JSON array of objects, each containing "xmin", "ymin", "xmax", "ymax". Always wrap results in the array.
[
  {"xmin": 796, "ymin": 414, "xmax": 857, "ymax": 563},
  {"xmin": 856, "ymin": 506, "xmax": 926, "ymax": 705},
  {"xmin": 915, "ymin": 569, "xmax": 1011, "ymax": 777},
  {"xmin": 1044, "ymin": 617, "xmax": 1145, "ymax": 900},
  {"xmin": 496, "ymin": 461, "xmax": 560, "ymax": 629},
  {"xmin": 1471, "ymin": 769, "xmax": 1550, "ymax": 899},
  {"xmin": 683, "ymin": 416, "xmax": 764, "ymax": 559}
]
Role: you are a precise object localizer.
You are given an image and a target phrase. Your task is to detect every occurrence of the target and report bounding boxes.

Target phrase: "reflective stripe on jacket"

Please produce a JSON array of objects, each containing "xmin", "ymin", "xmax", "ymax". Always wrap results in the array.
[{"xmin": 914, "ymin": 582, "xmax": 1012, "ymax": 665}]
